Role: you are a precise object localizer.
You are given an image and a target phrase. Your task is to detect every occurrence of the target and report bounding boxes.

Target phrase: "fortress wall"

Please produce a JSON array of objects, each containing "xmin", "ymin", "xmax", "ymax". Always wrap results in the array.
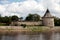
[
  {"xmin": 11, "ymin": 21, "xmax": 42, "ymax": 26},
  {"xmin": 18, "ymin": 21, "xmax": 42, "ymax": 26}
]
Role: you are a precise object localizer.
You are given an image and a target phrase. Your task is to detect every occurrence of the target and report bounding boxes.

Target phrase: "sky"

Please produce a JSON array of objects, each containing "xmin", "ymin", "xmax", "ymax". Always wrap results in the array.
[{"xmin": 0, "ymin": 0, "xmax": 60, "ymax": 18}]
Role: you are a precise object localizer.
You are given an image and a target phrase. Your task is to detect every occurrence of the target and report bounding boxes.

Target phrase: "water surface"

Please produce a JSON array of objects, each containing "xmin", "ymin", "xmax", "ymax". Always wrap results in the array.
[{"xmin": 0, "ymin": 32, "xmax": 60, "ymax": 40}]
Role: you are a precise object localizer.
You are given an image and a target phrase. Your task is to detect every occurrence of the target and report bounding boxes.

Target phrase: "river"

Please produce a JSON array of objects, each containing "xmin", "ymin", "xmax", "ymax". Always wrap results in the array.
[{"xmin": 0, "ymin": 32, "xmax": 60, "ymax": 40}]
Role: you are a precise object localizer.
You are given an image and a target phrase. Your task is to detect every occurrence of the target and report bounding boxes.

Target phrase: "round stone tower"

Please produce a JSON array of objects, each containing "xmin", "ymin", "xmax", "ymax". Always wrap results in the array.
[{"xmin": 42, "ymin": 9, "xmax": 54, "ymax": 27}]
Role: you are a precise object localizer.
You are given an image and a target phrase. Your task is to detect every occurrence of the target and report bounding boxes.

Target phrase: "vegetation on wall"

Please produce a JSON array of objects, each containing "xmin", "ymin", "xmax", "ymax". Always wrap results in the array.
[{"xmin": 21, "ymin": 24, "xmax": 26, "ymax": 28}]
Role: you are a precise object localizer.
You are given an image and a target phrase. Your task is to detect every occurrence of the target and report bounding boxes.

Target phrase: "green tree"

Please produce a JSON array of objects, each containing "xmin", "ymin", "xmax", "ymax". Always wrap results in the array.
[
  {"xmin": 19, "ymin": 17, "xmax": 23, "ymax": 21},
  {"xmin": 54, "ymin": 17, "xmax": 60, "ymax": 26},
  {"xmin": 11, "ymin": 15, "xmax": 19, "ymax": 21},
  {"xmin": 0, "ymin": 14, "xmax": 3, "ymax": 23},
  {"xmin": 0, "ymin": 16, "xmax": 11, "ymax": 25},
  {"xmin": 2, "ymin": 16, "xmax": 11, "ymax": 25},
  {"xmin": 25, "ymin": 14, "xmax": 40, "ymax": 21}
]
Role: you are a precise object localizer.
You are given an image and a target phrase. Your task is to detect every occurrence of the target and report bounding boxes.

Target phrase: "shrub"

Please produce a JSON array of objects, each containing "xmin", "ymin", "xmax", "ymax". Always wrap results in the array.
[
  {"xmin": 15, "ymin": 24, "xmax": 18, "ymax": 26},
  {"xmin": 21, "ymin": 24, "xmax": 26, "ymax": 28}
]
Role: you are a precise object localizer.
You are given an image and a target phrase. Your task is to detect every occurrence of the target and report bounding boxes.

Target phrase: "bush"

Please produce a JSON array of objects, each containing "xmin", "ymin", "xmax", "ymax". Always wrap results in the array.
[
  {"xmin": 15, "ymin": 24, "xmax": 18, "ymax": 26},
  {"xmin": 21, "ymin": 24, "xmax": 26, "ymax": 28},
  {"xmin": 0, "ymin": 23, "xmax": 8, "ymax": 26}
]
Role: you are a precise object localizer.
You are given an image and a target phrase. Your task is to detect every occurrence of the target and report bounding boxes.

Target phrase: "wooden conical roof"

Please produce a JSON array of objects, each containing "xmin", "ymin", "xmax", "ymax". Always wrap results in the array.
[{"xmin": 43, "ymin": 9, "xmax": 53, "ymax": 17}]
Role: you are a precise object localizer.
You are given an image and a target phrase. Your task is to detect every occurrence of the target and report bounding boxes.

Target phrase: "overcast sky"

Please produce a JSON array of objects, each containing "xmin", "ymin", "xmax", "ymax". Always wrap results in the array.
[{"xmin": 0, "ymin": 0, "xmax": 60, "ymax": 18}]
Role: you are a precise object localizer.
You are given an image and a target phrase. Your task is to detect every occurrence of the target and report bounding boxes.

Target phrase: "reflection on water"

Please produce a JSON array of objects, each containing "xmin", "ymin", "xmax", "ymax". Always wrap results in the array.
[
  {"xmin": 2, "ymin": 35, "xmax": 16, "ymax": 40},
  {"xmin": 0, "ymin": 32, "xmax": 60, "ymax": 40}
]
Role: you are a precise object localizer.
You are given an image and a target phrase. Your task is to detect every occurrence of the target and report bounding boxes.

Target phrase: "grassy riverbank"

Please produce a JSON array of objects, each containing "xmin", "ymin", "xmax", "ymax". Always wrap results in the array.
[{"xmin": 0, "ymin": 26, "xmax": 60, "ymax": 35}]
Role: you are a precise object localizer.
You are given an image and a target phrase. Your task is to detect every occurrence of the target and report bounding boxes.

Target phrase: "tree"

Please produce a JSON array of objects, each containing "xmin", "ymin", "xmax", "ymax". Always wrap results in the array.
[
  {"xmin": 0, "ymin": 14, "xmax": 2, "ymax": 22},
  {"xmin": 11, "ymin": 15, "xmax": 19, "ymax": 21},
  {"xmin": 0, "ymin": 15, "xmax": 19, "ymax": 26},
  {"xmin": 19, "ymin": 17, "xmax": 23, "ymax": 21},
  {"xmin": 54, "ymin": 17, "xmax": 60, "ymax": 26},
  {"xmin": 25, "ymin": 14, "xmax": 40, "ymax": 21},
  {"xmin": 0, "ymin": 16, "xmax": 11, "ymax": 25}
]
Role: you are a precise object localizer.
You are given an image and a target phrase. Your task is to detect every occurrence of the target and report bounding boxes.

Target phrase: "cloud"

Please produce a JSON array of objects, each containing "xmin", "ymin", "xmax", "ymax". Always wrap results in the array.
[
  {"xmin": 0, "ymin": 0, "xmax": 46, "ymax": 17},
  {"xmin": 0, "ymin": 0, "xmax": 60, "ymax": 18},
  {"xmin": 0, "ymin": 0, "xmax": 9, "ymax": 4},
  {"xmin": 0, "ymin": 5, "xmax": 5, "ymax": 12},
  {"xmin": 47, "ymin": 0, "xmax": 60, "ymax": 17},
  {"xmin": 0, "ymin": 0, "xmax": 7, "ymax": 1},
  {"xmin": 48, "ymin": 0, "xmax": 60, "ymax": 10}
]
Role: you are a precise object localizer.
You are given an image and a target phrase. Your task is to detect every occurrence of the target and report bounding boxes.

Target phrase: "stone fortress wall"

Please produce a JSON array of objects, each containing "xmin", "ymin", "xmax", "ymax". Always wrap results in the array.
[{"xmin": 11, "ymin": 21, "xmax": 42, "ymax": 26}]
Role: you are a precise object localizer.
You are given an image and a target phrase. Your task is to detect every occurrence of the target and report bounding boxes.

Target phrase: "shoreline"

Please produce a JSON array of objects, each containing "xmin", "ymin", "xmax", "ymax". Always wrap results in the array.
[{"xmin": 0, "ymin": 26, "xmax": 60, "ymax": 35}]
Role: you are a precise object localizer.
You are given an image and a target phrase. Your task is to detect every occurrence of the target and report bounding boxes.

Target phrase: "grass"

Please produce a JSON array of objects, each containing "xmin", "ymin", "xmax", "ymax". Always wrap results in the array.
[
  {"xmin": 26, "ymin": 26, "xmax": 51, "ymax": 32},
  {"xmin": 0, "ymin": 26, "xmax": 50, "ymax": 31},
  {"xmin": 0, "ymin": 23, "xmax": 8, "ymax": 26},
  {"xmin": 0, "ymin": 26, "xmax": 57, "ymax": 34}
]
